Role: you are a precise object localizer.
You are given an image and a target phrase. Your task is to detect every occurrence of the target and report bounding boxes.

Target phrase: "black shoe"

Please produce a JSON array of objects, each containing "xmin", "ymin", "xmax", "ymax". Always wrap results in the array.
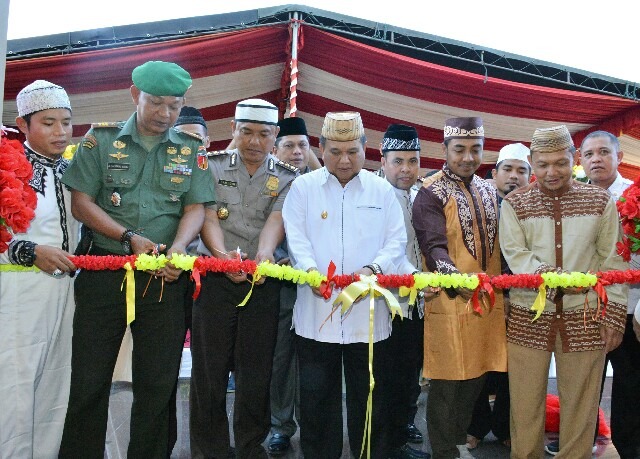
[
  {"xmin": 406, "ymin": 423, "xmax": 424, "ymax": 444},
  {"xmin": 389, "ymin": 444, "xmax": 431, "ymax": 459},
  {"xmin": 267, "ymin": 433, "xmax": 290, "ymax": 456}
]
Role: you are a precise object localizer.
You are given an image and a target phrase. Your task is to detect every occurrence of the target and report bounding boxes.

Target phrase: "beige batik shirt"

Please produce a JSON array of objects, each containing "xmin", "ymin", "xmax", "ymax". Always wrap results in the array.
[{"xmin": 499, "ymin": 180, "xmax": 628, "ymax": 352}]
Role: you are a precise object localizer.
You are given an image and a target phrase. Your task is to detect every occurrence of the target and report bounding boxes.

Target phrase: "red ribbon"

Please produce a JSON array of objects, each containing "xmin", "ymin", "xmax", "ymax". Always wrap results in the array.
[
  {"xmin": 319, "ymin": 261, "xmax": 337, "ymax": 300},
  {"xmin": 593, "ymin": 279, "xmax": 609, "ymax": 318},
  {"xmin": 191, "ymin": 267, "xmax": 202, "ymax": 300},
  {"xmin": 471, "ymin": 273, "xmax": 495, "ymax": 314}
]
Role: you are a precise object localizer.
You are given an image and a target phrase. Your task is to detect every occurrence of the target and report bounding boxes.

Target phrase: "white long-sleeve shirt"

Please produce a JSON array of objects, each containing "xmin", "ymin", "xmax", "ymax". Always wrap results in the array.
[{"xmin": 282, "ymin": 167, "xmax": 407, "ymax": 343}]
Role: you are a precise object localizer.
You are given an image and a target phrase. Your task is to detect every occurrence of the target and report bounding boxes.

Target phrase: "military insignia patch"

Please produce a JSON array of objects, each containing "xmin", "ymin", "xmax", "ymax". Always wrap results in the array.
[
  {"xmin": 174, "ymin": 156, "xmax": 188, "ymax": 164},
  {"xmin": 181, "ymin": 146, "xmax": 192, "ymax": 156},
  {"xmin": 167, "ymin": 146, "xmax": 177, "ymax": 155},
  {"xmin": 276, "ymin": 160, "xmax": 299, "ymax": 174},
  {"xmin": 82, "ymin": 134, "xmax": 98, "ymax": 150},
  {"xmin": 113, "ymin": 140, "xmax": 126, "ymax": 149},
  {"xmin": 169, "ymin": 193, "xmax": 180, "ymax": 202},
  {"xmin": 171, "ymin": 177, "xmax": 185, "ymax": 184},
  {"xmin": 198, "ymin": 151, "xmax": 208, "ymax": 170},
  {"xmin": 109, "ymin": 152, "xmax": 129, "ymax": 160}
]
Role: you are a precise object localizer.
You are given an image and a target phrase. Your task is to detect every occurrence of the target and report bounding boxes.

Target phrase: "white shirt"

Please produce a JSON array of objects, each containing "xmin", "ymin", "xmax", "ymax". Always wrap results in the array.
[{"xmin": 282, "ymin": 167, "xmax": 407, "ymax": 343}]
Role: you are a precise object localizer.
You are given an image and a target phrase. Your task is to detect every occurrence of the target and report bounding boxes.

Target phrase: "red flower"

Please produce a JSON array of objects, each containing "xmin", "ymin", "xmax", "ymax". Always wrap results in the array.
[{"xmin": 617, "ymin": 241, "xmax": 631, "ymax": 262}]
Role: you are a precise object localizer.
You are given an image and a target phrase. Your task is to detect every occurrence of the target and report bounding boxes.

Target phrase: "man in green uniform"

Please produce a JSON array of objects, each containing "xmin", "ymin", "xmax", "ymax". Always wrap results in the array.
[
  {"xmin": 190, "ymin": 99, "xmax": 298, "ymax": 458},
  {"xmin": 59, "ymin": 61, "xmax": 215, "ymax": 459}
]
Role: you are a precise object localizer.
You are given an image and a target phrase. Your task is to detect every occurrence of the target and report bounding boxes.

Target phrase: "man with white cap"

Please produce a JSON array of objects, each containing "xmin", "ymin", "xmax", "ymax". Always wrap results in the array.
[
  {"xmin": 491, "ymin": 143, "xmax": 531, "ymax": 201},
  {"xmin": 59, "ymin": 61, "xmax": 215, "ymax": 458},
  {"xmin": 282, "ymin": 112, "xmax": 406, "ymax": 458},
  {"xmin": 465, "ymin": 143, "xmax": 531, "ymax": 451},
  {"xmin": 190, "ymin": 98, "xmax": 298, "ymax": 458},
  {"xmin": 499, "ymin": 125, "xmax": 628, "ymax": 458},
  {"xmin": 0, "ymin": 80, "xmax": 78, "ymax": 458}
]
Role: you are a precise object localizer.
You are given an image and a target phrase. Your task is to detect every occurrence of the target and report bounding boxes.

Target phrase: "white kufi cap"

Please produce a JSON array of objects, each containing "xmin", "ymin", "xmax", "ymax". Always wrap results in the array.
[
  {"xmin": 234, "ymin": 98, "xmax": 278, "ymax": 126},
  {"xmin": 497, "ymin": 143, "xmax": 531, "ymax": 166},
  {"xmin": 17, "ymin": 80, "xmax": 71, "ymax": 117}
]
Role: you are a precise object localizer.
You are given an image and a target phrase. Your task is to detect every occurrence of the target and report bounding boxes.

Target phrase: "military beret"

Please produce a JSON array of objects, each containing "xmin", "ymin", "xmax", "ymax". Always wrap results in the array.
[{"xmin": 132, "ymin": 61, "xmax": 192, "ymax": 97}]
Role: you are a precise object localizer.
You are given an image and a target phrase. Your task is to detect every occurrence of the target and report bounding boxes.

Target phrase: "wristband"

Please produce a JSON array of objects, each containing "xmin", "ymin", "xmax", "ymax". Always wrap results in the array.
[
  {"xmin": 363, "ymin": 263, "xmax": 382, "ymax": 275},
  {"xmin": 120, "ymin": 229, "xmax": 137, "ymax": 254}
]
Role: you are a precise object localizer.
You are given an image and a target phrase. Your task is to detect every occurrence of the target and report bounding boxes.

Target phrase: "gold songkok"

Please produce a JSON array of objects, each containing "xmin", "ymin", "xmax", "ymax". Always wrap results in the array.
[
  {"xmin": 321, "ymin": 112, "xmax": 364, "ymax": 141},
  {"xmin": 530, "ymin": 125, "xmax": 574, "ymax": 153}
]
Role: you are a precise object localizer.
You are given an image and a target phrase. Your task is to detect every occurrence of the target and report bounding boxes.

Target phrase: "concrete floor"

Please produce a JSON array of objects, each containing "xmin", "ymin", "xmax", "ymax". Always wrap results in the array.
[{"xmin": 104, "ymin": 376, "xmax": 620, "ymax": 458}]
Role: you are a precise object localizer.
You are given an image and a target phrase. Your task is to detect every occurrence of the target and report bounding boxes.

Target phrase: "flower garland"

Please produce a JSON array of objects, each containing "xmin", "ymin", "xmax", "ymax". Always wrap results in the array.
[
  {"xmin": 0, "ymin": 129, "xmax": 37, "ymax": 253},
  {"xmin": 616, "ymin": 175, "xmax": 640, "ymax": 262},
  {"xmin": 58, "ymin": 254, "xmax": 639, "ymax": 292}
]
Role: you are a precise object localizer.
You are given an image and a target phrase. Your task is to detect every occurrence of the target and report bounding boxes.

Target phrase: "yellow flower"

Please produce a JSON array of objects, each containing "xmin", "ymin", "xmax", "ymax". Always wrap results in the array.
[{"xmin": 62, "ymin": 144, "xmax": 77, "ymax": 160}]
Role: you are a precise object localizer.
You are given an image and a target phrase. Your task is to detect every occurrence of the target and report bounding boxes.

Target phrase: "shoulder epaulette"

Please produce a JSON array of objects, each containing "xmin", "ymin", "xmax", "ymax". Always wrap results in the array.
[
  {"xmin": 207, "ymin": 150, "xmax": 231, "ymax": 158},
  {"xmin": 91, "ymin": 121, "xmax": 124, "ymax": 129},
  {"xmin": 276, "ymin": 159, "xmax": 299, "ymax": 174},
  {"xmin": 174, "ymin": 128, "xmax": 204, "ymax": 141}
]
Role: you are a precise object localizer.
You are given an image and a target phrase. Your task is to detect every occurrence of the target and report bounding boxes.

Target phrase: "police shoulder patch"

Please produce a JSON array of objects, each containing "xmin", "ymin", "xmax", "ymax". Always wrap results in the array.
[
  {"xmin": 207, "ymin": 150, "xmax": 231, "ymax": 158},
  {"xmin": 275, "ymin": 160, "xmax": 299, "ymax": 174}
]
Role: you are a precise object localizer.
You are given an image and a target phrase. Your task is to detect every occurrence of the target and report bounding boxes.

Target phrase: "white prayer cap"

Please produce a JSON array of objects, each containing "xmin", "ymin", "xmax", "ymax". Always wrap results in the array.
[
  {"xmin": 497, "ymin": 143, "xmax": 531, "ymax": 166},
  {"xmin": 17, "ymin": 80, "xmax": 71, "ymax": 117},
  {"xmin": 234, "ymin": 98, "xmax": 278, "ymax": 126}
]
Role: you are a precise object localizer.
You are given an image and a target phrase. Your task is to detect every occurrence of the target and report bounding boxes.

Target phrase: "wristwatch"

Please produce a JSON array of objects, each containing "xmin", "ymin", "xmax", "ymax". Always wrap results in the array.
[
  {"xmin": 120, "ymin": 229, "xmax": 137, "ymax": 254},
  {"xmin": 363, "ymin": 263, "xmax": 382, "ymax": 275}
]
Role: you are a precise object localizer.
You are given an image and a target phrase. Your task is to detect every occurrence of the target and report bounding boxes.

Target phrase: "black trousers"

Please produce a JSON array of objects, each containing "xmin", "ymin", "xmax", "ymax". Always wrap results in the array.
[
  {"xmin": 596, "ymin": 315, "xmax": 640, "ymax": 459},
  {"xmin": 427, "ymin": 375, "xmax": 487, "ymax": 459},
  {"xmin": 296, "ymin": 335, "xmax": 391, "ymax": 459},
  {"xmin": 388, "ymin": 314, "xmax": 424, "ymax": 449},
  {"xmin": 467, "ymin": 371, "xmax": 510, "ymax": 442},
  {"xmin": 59, "ymin": 267, "xmax": 187, "ymax": 459},
  {"xmin": 189, "ymin": 274, "xmax": 280, "ymax": 459},
  {"xmin": 167, "ymin": 279, "xmax": 194, "ymax": 457}
]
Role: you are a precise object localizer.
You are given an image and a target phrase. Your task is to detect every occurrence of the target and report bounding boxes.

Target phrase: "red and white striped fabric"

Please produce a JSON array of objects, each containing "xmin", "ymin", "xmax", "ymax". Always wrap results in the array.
[{"xmin": 3, "ymin": 23, "xmax": 640, "ymax": 178}]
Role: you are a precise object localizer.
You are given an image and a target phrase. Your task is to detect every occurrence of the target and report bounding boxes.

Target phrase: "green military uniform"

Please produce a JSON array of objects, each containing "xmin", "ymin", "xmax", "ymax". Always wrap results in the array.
[
  {"xmin": 59, "ymin": 112, "xmax": 215, "ymax": 459},
  {"xmin": 190, "ymin": 150, "xmax": 298, "ymax": 458},
  {"xmin": 62, "ymin": 113, "xmax": 215, "ymax": 253}
]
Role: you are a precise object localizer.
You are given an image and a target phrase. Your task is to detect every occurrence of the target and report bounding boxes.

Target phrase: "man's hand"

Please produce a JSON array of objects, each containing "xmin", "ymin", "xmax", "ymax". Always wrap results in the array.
[
  {"xmin": 34, "ymin": 245, "xmax": 76, "ymax": 276},
  {"xmin": 456, "ymin": 287, "xmax": 475, "ymax": 302},
  {"xmin": 158, "ymin": 246, "xmax": 186, "ymax": 283},
  {"xmin": 633, "ymin": 316, "xmax": 640, "ymax": 342},
  {"xmin": 131, "ymin": 234, "xmax": 162, "ymax": 255},
  {"xmin": 224, "ymin": 249, "xmax": 248, "ymax": 284},
  {"xmin": 599, "ymin": 324, "xmax": 623, "ymax": 353},
  {"xmin": 253, "ymin": 250, "xmax": 275, "ymax": 285},
  {"xmin": 421, "ymin": 287, "xmax": 441, "ymax": 302}
]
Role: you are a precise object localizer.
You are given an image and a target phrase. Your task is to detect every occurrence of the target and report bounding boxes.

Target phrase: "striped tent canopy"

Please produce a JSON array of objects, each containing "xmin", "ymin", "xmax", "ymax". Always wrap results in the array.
[{"xmin": 3, "ymin": 7, "xmax": 640, "ymax": 179}]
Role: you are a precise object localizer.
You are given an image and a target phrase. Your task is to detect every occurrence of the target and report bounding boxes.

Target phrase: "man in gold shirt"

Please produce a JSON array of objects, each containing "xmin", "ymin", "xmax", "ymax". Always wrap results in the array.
[{"xmin": 412, "ymin": 117, "xmax": 506, "ymax": 459}]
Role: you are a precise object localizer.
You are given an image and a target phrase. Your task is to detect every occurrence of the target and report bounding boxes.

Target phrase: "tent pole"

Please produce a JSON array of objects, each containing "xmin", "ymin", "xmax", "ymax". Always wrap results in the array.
[
  {"xmin": 0, "ymin": 0, "xmax": 9, "ymax": 125},
  {"xmin": 289, "ymin": 12, "xmax": 299, "ymax": 117}
]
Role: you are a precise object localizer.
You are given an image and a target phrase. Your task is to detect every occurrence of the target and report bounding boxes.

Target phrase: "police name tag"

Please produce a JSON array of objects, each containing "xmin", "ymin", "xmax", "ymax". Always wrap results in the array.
[
  {"xmin": 107, "ymin": 163, "xmax": 130, "ymax": 171},
  {"xmin": 218, "ymin": 179, "xmax": 237, "ymax": 187}
]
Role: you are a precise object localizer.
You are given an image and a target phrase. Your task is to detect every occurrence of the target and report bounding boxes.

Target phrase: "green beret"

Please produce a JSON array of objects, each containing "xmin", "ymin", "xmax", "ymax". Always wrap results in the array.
[{"xmin": 132, "ymin": 61, "xmax": 192, "ymax": 97}]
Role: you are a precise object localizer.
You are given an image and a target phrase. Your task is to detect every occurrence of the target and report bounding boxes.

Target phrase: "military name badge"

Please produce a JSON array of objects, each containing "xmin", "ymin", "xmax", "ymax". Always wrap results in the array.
[
  {"xmin": 217, "ymin": 204, "xmax": 229, "ymax": 220},
  {"xmin": 167, "ymin": 146, "xmax": 177, "ymax": 155},
  {"xmin": 111, "ymin": 191, "xmax": 121, "ymax": 207},
  {"xmin": 266, "ymin": 176, "xmax": 279, "ymax": 191},
  {"xmin": 113, "ymin": 140, "xmax": 126, "ymax": 149},
  {"xmin": 181, "ymin": 146, "xmax": 192, "ymax": 156},
  {"xmin": 198, "ymin": 151, "xmax": 208, "ymax": 170}
]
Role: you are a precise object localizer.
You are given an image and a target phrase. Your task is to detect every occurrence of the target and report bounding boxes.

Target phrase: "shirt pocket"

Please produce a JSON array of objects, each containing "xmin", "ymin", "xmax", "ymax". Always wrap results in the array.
[
  {"xmin": 215, "ymin": 184, "xmax": 241, "ymax": 208},
  {"xmin": 355, "ymin": 204, "xmax": 383, "ymax": 242}
]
